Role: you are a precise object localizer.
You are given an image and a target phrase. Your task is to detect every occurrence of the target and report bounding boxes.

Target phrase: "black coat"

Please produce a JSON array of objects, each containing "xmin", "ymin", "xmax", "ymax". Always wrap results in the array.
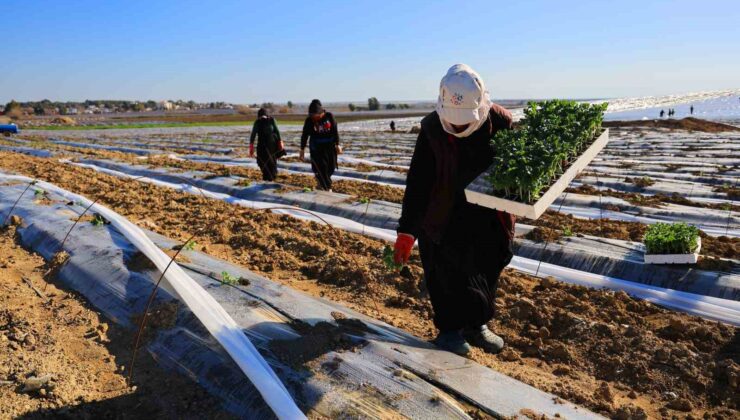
[{"xmin": 398, "ymin": 104, "xmax": 515, "ymax": 243}]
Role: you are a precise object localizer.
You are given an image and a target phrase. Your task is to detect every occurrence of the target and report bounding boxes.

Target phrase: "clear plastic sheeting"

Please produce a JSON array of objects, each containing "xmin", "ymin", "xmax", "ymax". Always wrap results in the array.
[{"xmin": 0, "ymin": 173, "xmax": 305, "ymax": 420}]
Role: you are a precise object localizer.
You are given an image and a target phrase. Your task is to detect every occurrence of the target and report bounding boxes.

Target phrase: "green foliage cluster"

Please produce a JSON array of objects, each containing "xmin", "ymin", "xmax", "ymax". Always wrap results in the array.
[
  {"xmin": 643, "ymin": 222, "xmax": 700, "ymax": 255},
  {"xmin": 487, "ymin": 100, "xmax": 607, "ymax": 204},
  {"xmin": 221, "ymin": 271, "xmax": 239, "ymax": 285},
  {"xmin": 382, "ymin": 245, "xmax": 403, "ymax": 271}
]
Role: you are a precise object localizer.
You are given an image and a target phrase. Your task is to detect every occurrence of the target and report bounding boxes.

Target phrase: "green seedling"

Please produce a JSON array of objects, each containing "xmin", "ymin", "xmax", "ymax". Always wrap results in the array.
[
  {"xmin": 91, "ymin": 213, "xmax": 106, "ymax": 226},
  {"xmin": 486, "ymin": 100, "xmax": 607, "ymax": 204},
  {"xmin": 643, "ymin": 222, "xmax": 700, "ymax": 255},
  {"xmin": 562, "ymin": 226, "xmax": 573, "ymax": 237},
  {"xmin": 221, "ymin": 271, "xmax": 239, "ymax": 285},
  {"xmin": 302, "ymin": 187, "xmax": 313, "ymax": 193},
  {"xmin": 359, "ymin": 197, "xmax": 371, "ymax": 204},
  {"xmin": 182, "ymin": 239, "xmax": 197, "ymax": 251},
  {"xmin": 34, "ymin": 188, "xmax": 46, "ymax": 197},
  {"xmin": 382, "ymin": 245, "xmax": 403, "ymax": 272}
]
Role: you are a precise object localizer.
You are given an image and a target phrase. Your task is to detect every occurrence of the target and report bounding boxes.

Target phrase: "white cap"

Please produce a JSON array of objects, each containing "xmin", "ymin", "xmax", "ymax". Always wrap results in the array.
[{"xmin": 436, "ymin": 64, "xmax": 491, "ymax": 126}]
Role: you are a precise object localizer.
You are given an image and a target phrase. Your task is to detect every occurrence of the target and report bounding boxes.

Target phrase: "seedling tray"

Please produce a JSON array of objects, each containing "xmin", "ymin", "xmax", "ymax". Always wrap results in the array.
[
  {"xmin": 644, "ymin": 237, "xmax": 701, "ymax": 264},
  {"xmin": 465, "ymin": 129, "xmax": 610, "ymax": 219}
]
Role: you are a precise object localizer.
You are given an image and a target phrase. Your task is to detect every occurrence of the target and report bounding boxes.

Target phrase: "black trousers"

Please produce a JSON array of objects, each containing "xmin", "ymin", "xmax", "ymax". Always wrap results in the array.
[
  {"xmin": 256, "ymin": 148, "xmax": 278, "ymax": 181},
  {"xmin": 418, "ymin": 203, "xmax": 513, "ymax": 332},
  {"xmin": 309, "ymin": 143, "xmax": 337, "ymax": 190}
]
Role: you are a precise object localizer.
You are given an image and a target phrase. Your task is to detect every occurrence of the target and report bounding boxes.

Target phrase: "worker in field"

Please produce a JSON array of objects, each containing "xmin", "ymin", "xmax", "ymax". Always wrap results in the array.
[
  {"xmin": 249, "ymin": 107, "xmax": 284, "ymax": 181},
  {"xmin": 690, "ymin": 105, "xmax": 694, "ymax": 115},
  {"xmin": 660, "ymin": 109, "xmax": 665, "ymax": 118},
  {"xmin": 394, "ymin": 64, "xmax": 515, "ymax": 356},
  {"xmin": 390, "ymin": 120, "xmax": 396, "ymax": 132},
  {"xmin": 300, "ymin": 99, "xmax": 341, "ymax": 191}
]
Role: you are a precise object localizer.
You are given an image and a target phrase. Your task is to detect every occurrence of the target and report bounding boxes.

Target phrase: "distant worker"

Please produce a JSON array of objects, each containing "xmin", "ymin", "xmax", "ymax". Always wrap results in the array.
[
  {"xmin": 249, "ymin": 107, "xmax": 284, "ymax": 181},
  {"xmin": 394, "ymin": 64, "xmax": 515, "ymax": 356},
  {"xmin": 690, "ymin": 105, "xmax": 694, "ymax": 115},
  {"xmin": 300, "ymin": 99, "xmax": 341, "ymax": 191},
  {"xmin": 660, "ymin": 109, "xmax": 665, "ymax": 118},
  {"xmin": 390, "ymin": 120, "xmax": 396, "ymax": 132}
]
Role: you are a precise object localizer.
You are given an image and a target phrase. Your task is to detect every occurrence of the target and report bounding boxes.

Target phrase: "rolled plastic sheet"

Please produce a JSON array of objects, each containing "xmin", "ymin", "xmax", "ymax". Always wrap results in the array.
[{"xmin": 0, "ymin": 172, "xmax": 306, "ymax": 420}]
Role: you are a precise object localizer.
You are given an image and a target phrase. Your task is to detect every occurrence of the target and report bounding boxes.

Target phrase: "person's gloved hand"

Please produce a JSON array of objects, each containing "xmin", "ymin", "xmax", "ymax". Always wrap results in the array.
[
  {"xmin": 335, "ymin": 144, "xmax": 343, "ymax": 155},
  {"xmin": 394, "ymin": 233, "xmax": 415, "ymax": 265},
  {"xmin": 299, "ymin": 148, "xmax": 305, "ymax": 161},
  {"xmin": 249, "ymin": 143, "xmax": 255, "ymax": 157}
]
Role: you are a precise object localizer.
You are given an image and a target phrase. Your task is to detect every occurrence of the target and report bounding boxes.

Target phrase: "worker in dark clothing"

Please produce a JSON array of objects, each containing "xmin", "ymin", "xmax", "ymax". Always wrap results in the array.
[
  {"xmin": 390, "ymin": 120, "xmax": 396, "ymax": 132},
  {"xmin": 394, "ymin": 64, "xmax": 516, "ymax": 356},
  {"xmin": 690, "ymin": 105, "xmax": 694, "ymax": 115},
  {"xmin": 300, "ymin": 99, "xmax": 341, "ymax": 191},
  {"xmin": 660, "ymin": 109, "xmax": 665, "ymax": 118},
  {"xmin": 249, "ymin": 108, "xmax": 283, "ymax": 181}
]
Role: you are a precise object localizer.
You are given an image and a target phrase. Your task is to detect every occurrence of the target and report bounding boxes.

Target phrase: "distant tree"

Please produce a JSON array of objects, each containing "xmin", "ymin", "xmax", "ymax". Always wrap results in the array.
[
  {"xmin": 287, "ymin": 101, "xmax": 293, "ymax": 109},
  {"xmin": 348, "ymin": 103, "xmax": 356, "ymax": 112},
  {"xmin": 385, "ymin": 103, "xmax": 397, "ymax": 110},
  {"xmin": 4, "ymin": 100, "xmax": 20, "ymax": 114},
  {"xmin": 368, "ymin": 97, "xmax": 380, "ymax": 111}
]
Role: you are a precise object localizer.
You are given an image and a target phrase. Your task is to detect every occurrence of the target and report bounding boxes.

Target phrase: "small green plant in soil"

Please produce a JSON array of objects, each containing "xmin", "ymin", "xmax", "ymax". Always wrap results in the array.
[
  {"xmin": 90, "ymin": 213, "xmax": 107, "ymax": 226},
  {"xmin": 302, "ymin": 187, "xmax": 313, "ymax": 193},
  {"xmin": 182, "ymin": 239, "xmax": 197, "ymax": 251},
  {"xmin": 643, "ymin": 222, "xmax": 700, "ymax": 255},
  {"xmin": 221, "ymin": 271, "xmax": 239, "ymax": 285},
  {"xmin": 358, "ymin": 197, "xmax": 371, "ymax": 204},
  {"xmin": 34, "ymin": 188, "xmax": 46, "ymax": 197},
  {"xmin": 486, "ymin": 100, "xmax": 607, "ymax": 204},
  {"xmin": 626, "ymin": 176, "xmax": 655, "ymax": 188},
  {"xmin": 382, "ymin": 245, "xmax": 403, "ymax": 271},
  {"xmin": 562, "ymin": 226, "xmax": 573, "ymax": 237}
]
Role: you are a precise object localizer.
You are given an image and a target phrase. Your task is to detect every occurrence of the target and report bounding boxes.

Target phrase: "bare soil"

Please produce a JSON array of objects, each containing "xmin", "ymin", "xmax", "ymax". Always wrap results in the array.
[
  {"xmin": 0, "ymin": 152, "xmax": 737, "ymax": 419},
  {"xmin": 0, "ymin": 225, "xmax": 232, "ymax": 419}
]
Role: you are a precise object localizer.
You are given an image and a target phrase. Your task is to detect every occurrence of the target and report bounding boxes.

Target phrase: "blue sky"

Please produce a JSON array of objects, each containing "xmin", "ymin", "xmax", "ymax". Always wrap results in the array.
[{"xmin": 1, "ymin": 0, "xmax": 738, "ymax": 103}]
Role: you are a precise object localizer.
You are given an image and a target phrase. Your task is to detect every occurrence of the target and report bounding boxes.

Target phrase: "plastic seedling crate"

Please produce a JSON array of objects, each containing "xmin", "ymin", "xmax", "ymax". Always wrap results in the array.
[
  {"xmin": 465, "ymin": 129, "xmax": 610, "ymax": 219},
  {"xmin": 644, "ymin": 237, "xmax": 701, "ymax": 265}
]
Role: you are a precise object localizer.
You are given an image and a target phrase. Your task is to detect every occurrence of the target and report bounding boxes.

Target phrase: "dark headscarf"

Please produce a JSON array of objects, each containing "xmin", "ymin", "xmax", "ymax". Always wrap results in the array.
[
  {"xmin": 308, "ymin": 99, "xmax": 323, "ymax": 115},
  {"xmin": 257, "ymin": 107, "xmax": 268, "ymax": 118}
]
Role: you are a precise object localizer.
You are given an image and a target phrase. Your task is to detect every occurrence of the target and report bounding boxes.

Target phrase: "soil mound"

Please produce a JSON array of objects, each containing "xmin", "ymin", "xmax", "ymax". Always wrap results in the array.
[{"xmin": 604, "ymin": 117, "xmax": 740, "ymax": 133}]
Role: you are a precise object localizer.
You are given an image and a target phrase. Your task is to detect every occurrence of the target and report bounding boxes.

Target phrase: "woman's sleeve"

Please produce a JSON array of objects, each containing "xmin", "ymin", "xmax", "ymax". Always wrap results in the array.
[
  {"xmin": 272, "ymin": 118, "xmax": 282, "ymax": 142},
  {"xmin": 249, "ymin": 121, "xmax": 258, "ymax": 145},
  {"xmin": 490, "ymin": 103, "xmax": 513, "ymax": 130},
  {"xmin": 300, "ymin": 118, "xmax": 311, "ymax": 149},
  {"xmin": 397, "ymin": 129, "xmax": 435, "ymax": 237}
]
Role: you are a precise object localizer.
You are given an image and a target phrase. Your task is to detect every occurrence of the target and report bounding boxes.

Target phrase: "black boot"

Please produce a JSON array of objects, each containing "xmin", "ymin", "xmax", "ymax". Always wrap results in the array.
[{"xmin": 463, "ymin": 325, "xmax": 504, "ymax": 354}]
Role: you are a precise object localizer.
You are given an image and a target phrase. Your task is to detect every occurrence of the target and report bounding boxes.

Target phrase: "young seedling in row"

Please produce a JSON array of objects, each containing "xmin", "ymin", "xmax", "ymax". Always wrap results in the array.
[
  {"xmin": 91, "ymin": 213, "xmax": 107, "ymax": 226},
  {"xmin": 562, "ymin": 226, "xmax": 573, "ymax": 237},
  {"xmin": 182, "ymin": 239, "xmax": 197, "ymax": 251},
  {"xmin": 382, "ymin": 245, "xmax": 404, "ymax": 272},
  {"xmin": 302, "ymin": 187, "xmax": 313, "ymax": 193},
  {"xmin": 34, "ymin": 189, "xmax": 46, "ymax": 197},
  {"xmin": 359, "ymin": 197, "xmax": 371, "ymax": 204},
  {"xmin": 221, "ymin": 271, "xmax": 239, "ymax": 285}
]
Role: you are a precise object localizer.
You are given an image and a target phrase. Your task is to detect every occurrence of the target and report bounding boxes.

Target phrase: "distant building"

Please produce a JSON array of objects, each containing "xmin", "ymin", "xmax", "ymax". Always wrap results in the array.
[{"xmin": 158, "ymin": 101, "xmax": 174, "ymax": 111}]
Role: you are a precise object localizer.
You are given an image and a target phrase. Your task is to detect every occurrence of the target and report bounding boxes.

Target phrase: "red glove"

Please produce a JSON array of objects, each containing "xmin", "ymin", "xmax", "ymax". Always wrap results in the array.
[
  {"xmin": 394, "ymin": 233, "xmax": 415, "ymax": 265},
  {"xmin": 249, "ymin": 143, "xmax": 255, "ymax": 157}
]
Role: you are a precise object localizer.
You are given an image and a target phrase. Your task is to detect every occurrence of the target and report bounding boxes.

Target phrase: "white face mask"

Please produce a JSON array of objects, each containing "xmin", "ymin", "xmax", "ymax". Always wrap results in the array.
[{"xmin": 437, "ymin": 102, "xmax": 490, "ymax": 138}]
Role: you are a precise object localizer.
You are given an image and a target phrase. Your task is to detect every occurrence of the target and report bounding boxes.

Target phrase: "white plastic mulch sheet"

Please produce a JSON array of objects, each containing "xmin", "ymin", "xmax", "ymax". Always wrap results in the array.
[{"xmin": 0, "ymin": 172, "xmax": 305, "ymax": 420}]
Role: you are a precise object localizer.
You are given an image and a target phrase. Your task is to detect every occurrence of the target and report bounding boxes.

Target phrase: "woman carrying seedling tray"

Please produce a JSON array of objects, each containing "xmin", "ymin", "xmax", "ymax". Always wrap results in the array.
[
  {"xmin": 394, "ymin": 64, "xmax": 516, "ymax": 356},
  {"xmin": 249, "ymin": 107, "xmax": 286, "ymax": 181},
  {"xmin": 300, "ymin": 99, "xmax": 342, "ymax": 191}
]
